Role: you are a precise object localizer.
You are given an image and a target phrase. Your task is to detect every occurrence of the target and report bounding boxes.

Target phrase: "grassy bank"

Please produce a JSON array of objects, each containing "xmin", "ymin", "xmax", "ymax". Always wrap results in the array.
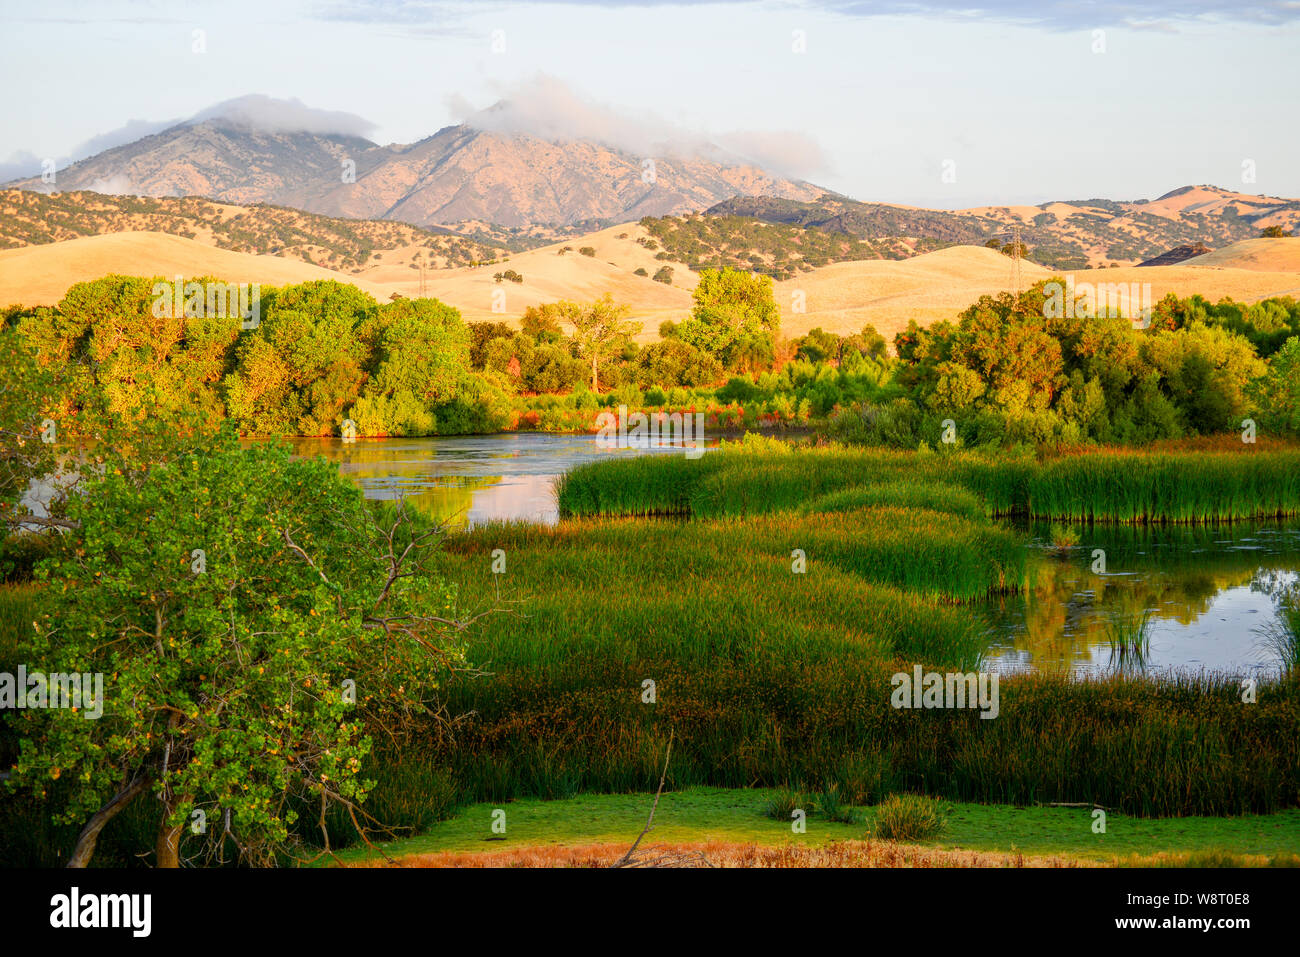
[{"xmin": 332, "ymin": 787, "xmax": 1300, "ymax": 868}]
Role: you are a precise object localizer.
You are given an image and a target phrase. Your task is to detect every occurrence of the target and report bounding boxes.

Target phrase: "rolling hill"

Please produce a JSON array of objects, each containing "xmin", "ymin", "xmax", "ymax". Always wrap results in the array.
[
  {"xmin": 1183, "ymin": 237, "xmax": 1300, "ymax": 273},
  {"xmin": 0, "ymin": 189, "xmax": 504, "ymax": 271},
  {"xmin": 0, "ymin": 231, "xmax": 392, "ymax": 307},
  {"xmin": 705, "ymin": 186, "xmax": 1300, "ymax": 270},
  {"xmin": 9, "ymin": 227, "xmax": 1297, "ymax": 351}
]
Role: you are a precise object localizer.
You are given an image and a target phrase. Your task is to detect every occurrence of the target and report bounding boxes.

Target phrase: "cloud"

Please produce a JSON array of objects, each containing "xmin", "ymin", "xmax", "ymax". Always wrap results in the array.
[
  {"xmin": 0, "ymin": 150, "xmax": 45, "ymax": 183},
  {"xmin": 716, "ymin": 131, "xmax": 829, "ymax": 180},
  {"xmin": 186, "ymin": 95, "xmax": 378, "ymax": 138},
  {"xmin": 313, "ymin": 0, "xmax": 1300, "ymax": 30},
  {"xmin": 69, "ymin": 118, "xmax": 182, "ymax": 161},
  {"xmin": 448, "ymin": 75, "xmax": 826, "ymax": 178}
]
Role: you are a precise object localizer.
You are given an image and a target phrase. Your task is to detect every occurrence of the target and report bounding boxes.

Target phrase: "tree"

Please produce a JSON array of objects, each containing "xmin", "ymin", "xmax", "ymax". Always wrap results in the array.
[
  {"xmin": 468, "ymin": 320, "xmax": 516, "ymax": 367},
  {"xmin": 223, "ymin": 281, "xmax": 378, "ymax": 435},
  {"xmin": 7, "ymin": 427, "xmax": 479, "ymax": 866},
  {"xmin": 519, "ymin": 304, "xmax": 565, "ymax": 343},
  {"xmin": 560, "ymin": 295, "xmax": 642, "ymax": 391},
  {"xmin": 1248, "ymin": 336, "xmax": 1300, "ymax": 434},
  {"xmin": 349, "ymin": 297, "xmax": 473, "ymax": 436},
  {"xmin": 677, "ymin": 268, "xmax": 780, "ymax": 371},
  {"xmin": 1260, "ymin": 226, "xmax": 1294, "ymax": 239}
]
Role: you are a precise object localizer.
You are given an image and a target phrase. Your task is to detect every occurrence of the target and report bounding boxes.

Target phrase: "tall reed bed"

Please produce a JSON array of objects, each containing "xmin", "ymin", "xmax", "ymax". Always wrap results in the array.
[
  {"xmin": 1025, "ymin": 450, "xmax": 1300, "ymax": 523},
  {"xmin": 559, "ymin": 444, "xmax": 1300, "ymax": 524},
  {"xmin": 363, "ymin": 661, "xmax": 1299, "ymax": 835}
]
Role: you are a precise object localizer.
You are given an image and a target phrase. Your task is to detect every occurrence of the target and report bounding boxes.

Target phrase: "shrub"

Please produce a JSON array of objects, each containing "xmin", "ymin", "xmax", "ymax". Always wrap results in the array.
[
  {"xmin": 816, "ymin": 784, "xmax": 859, "ymax": 825},
  {"xmin": 873, "ymin": 794, "xmax": 948, "ymax": 841},
  {"xmin": 764, "ymin": 787, "xmax": 808, "ymax": 821}
]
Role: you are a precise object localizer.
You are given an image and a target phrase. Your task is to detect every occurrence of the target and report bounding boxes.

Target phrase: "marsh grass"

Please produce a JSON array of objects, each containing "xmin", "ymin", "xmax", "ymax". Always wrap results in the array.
[
  {"xmin": 1049, "ymin": 523, "xmax": 1080, "ymax": 552},
  {"xmin": 1258, "ymin": 586, "xmax": 1300, "ymax": 675},
  {"xmin": 558, "ymin": 444, "xmax": 1300, "ymax": 524},
  {"xmin": 1106, "ymin": 609, "xmax": 1154, "ymax": 673},
  {"xmin": 0, "ymin": 583, "xmax": 41, "ymax": 671},
  {"xmin": 815, "ymin": 784, "xmax": 860, "ymax": 825},
  {"xmin": 873, "ymin": 793, "xmax": 949, "ymax": 841},
  {"xmin": 764, "ymin": 787, "xmax": 808, "ymax": 821}
]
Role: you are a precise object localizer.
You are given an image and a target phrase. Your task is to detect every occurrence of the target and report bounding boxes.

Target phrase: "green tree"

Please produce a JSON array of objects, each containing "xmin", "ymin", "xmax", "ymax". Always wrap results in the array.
[
  {"xmin": 7, "ymin": 428, "xmax": 477, "ymax": 867},
  {"xmin": 223, "ymin": 281, "xmax": 379, "ymax": 435},
  {"xmin": 0, "ymin": 327, "xmax": 59, "ymax": 531},
  {"xmin": 1248, "ymin": 336, "xmax": 1300, "ymax": 434},
  {"xmin": 677, "ymin": 267, "xmax": 780, "ymax": 371},
  {"xmin": 560, "ymin": 295, "xmax": 642, "ymax": 391},
  {"xmin": 350, "ymin": 298, "xmax": 473, "ymax": 436},
  {"xmin": 519, "ymin": 304, "xmax": 564, "ymax": 343}
]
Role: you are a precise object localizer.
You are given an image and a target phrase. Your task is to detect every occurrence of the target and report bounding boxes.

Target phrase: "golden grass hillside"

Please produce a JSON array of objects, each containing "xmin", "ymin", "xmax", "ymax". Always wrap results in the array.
[
  {"xmin": 0, "ymin": 231, "xmax": 392, "ymax": 306},
  {"xmin": 5, "ymin": 228, "xmax": 1299, "ymax": 350},
  {"xmin": 1183, "ymin": 237, "xmax": 1300, "ymax": 273},
  {"xmin": 776, "ymin": 246, "xmax": 1300, "ymax": 341},
  {"xmin": 352, "ymin": 221, "xmax": 696, "ymax": 337}
]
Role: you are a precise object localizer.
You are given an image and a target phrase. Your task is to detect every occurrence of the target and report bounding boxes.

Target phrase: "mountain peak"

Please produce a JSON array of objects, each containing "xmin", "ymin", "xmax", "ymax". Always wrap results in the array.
[{"xmin": 10, "ymin": 113, "xmax": 822, "ymax": 228}]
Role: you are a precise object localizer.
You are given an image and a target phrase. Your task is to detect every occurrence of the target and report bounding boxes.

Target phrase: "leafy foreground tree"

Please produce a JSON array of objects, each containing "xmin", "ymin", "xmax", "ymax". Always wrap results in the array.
[{"xmin": 7, "ymin": 426, "xmax": 485, "ymax": 867}]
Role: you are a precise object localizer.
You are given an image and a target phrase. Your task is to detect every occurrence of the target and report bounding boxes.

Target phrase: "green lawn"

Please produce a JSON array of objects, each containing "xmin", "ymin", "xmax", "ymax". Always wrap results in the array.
[{"xmin": 334, "ymin": 786, "xmax": 1300, "ymax": 866}]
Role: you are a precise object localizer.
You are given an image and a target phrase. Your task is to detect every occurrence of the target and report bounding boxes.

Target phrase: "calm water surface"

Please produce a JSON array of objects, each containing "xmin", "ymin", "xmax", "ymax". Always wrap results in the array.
[
  {"xmin": 982, "ymin": 521, "xmax": 1299, "ymax": 679},
  {"xmin": 296, "ymin": 434, "xmax": 1299, "ymax": 679},
  {"xmin": 286, "ymin": 433, "xmax": 715, "ymax": 528}
]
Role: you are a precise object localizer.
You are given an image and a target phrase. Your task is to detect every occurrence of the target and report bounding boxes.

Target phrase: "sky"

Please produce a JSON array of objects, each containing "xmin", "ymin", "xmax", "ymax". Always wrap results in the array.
[{"xmin": 1, "ymin": 0, "xmax": 1298, "ymax": 208}]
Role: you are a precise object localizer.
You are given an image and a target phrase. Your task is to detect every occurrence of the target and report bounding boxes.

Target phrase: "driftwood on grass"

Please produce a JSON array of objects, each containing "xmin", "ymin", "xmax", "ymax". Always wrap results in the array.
[{"xmin": 609, "ymin": 733, "xmax": 716, "ymax": 869}]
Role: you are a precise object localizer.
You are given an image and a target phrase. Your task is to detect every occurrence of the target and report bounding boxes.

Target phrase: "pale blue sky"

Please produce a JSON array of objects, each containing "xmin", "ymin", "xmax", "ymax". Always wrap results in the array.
[{"xmin": 2, "ymin": 0, "xmax": 1297, "ymax": 207}]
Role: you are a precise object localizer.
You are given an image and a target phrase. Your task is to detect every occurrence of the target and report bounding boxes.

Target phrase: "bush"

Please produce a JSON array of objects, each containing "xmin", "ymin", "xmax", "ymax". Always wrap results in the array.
[
  {"xmin": 579, "ymin": 247, "xmax": 596, "ymax": 258},
  {"xmin": 816, "ymin": 784, "xmax": 860, "ymax": 825},
  {"xmin": 872, "ymin": 793, "xmax": 948, "ymax": 841},
  {"xmin": 764, "ymin": 787, "xmax": 808, "ymax": 821}
]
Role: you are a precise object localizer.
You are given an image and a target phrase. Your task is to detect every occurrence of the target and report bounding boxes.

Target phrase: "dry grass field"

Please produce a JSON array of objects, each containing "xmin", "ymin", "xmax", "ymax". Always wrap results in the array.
[
  {"xmin": 351, "ymin": 839, "xmax": 1088, "ymax": 869},
  {"xmin": 0, "ymin": 230, "xmax": 393, "ymax": 305}
]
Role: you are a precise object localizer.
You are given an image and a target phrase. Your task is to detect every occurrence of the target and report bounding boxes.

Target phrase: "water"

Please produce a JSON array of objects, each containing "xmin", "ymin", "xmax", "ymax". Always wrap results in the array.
[
  {"xmin": 982, "ymin": 521, "xmax": 1300, "ymax": 679},
  {"xmin": 284, "ymin": 433, "xmax": 715, "ymax": 528},
  {"xmin": 295, "ymin": 434, "xmax": 1300, "ymax": 679}
]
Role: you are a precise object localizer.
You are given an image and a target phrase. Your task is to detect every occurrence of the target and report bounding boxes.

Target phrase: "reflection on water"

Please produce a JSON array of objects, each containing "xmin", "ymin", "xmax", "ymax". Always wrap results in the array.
[
  {"xmin": 281, "ymin": 433, "xmax": 715, "ymax": 528},
  {"xmin": 983, "ymin": 521, "xmax": 1300, "ymax": 678}
]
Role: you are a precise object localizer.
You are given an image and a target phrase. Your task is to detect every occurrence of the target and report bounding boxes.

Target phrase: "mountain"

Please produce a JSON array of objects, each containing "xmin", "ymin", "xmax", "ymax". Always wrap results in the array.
[
  {"xmin": 705, "ymin": 185, "xmax": 1300, "ymax": 269},
  {"xmin": 7, "ymin": 115, "xmax": 824, "ymax": 231}
]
